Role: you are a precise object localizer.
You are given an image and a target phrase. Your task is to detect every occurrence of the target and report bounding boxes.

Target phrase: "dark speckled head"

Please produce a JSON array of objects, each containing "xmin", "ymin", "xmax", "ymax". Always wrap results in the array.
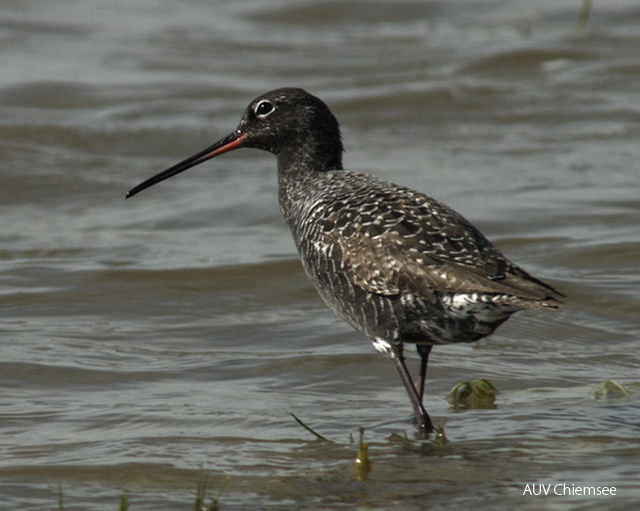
[
  {"xmin": 240, "ymin": 88, "xmax": 343, "ymax": 169},
  {"xmin": 126, "ymin": 88, "xmax": 342, "ymax": 198}
]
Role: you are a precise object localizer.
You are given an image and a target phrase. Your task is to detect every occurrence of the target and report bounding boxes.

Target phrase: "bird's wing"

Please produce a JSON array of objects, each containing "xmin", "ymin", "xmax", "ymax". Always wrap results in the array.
[{"xmin": 313, "ymin": 174, "xmax": 561, "ymax": 306}]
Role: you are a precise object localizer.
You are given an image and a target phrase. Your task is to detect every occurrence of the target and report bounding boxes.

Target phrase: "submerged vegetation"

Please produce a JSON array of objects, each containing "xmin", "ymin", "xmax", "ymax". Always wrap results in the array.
[
  {"xmin": 448, "ymin": 379, "xmax": 498, "ymax": 410},
  {"xmin": 354, "ymin": 427, "xmax": 371, "ymax": 481},
  {"xmin": 56, "ymin": 477, "xmax": 227, "ymax": 511},
  {"xmin": 594, "ymin": 380, "xmax": 632, "ymax": 400}
]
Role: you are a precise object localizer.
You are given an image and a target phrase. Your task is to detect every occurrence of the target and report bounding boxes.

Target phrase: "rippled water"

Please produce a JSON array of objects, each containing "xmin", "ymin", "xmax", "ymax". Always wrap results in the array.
[{"xmin": 2, "ymin": 0, "xmax": 639, "ymax": 509}]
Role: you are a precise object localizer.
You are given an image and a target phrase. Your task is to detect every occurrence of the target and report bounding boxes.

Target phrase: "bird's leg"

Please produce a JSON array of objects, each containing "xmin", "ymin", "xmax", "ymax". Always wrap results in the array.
[
  {"xmin": 390, "ymin": 343, "xmax": 434, "ymax": 436},
  {"xmin": 416, "ymin": 344, "xmax": 432, "ymax": 404}
]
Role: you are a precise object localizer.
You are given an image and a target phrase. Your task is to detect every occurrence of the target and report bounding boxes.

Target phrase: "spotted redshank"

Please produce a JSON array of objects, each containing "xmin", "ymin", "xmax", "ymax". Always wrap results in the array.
[{"xmin": 127, "ymin": 88, "xmax": 563, "ymax": 436}]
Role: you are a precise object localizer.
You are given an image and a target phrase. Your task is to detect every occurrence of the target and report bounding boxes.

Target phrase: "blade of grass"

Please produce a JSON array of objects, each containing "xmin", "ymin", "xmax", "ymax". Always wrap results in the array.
[
  {"xmin": 354, "ymin": 427, "xmax": 371, "ymax": 480},
  {"xmin": 578, "ymin": 0, "xmax": 592, "ymax": 30},
  {"xmin": 57, "ymin": 484, "xmax": 65, "ymax": 511},
  {"xmin": 290, "ymin": 413, "xmax": 331, "ymax": 442},
  {"xmin": 194, "ymin": 474, "xmax": 207, "ymax": 511},
  {"xmin": 207, "ymin": 476, "xmax": 229, "ymax": 511}
]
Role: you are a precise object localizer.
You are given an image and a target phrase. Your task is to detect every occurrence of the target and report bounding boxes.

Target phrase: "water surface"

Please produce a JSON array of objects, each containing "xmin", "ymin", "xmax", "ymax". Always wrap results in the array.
[{"xmin": 1, "ymin": 0, "xmax": 639, "ymax": 509}]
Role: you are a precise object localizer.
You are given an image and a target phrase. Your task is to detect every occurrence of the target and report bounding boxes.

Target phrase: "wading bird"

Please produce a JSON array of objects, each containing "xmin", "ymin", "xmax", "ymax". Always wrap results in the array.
[{"xmin": 127, "ymin": 88, "xmax": 562, "ymax": 436}]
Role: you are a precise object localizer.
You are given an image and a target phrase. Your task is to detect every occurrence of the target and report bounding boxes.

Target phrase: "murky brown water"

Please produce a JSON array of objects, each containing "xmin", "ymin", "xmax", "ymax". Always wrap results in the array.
[{"xmin": 1, "ymin": 0, "xmax": 639, "ymax": 509}]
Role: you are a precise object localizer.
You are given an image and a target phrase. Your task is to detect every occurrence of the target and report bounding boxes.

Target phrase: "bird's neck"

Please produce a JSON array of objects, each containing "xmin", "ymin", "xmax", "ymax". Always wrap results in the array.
[
  {"xmin": 275, "ymin": 143, "xmax": 342, "ymax": 234},
  {"xmin": 276, "ymin": 137, "xmax": 343, "ymax": 178}
]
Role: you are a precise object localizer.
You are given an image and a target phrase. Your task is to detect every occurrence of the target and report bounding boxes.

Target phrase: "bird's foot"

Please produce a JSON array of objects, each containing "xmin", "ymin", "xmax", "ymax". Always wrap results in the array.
[{"xmin": 414, "ymin": 412, "xmax": 434, "ymax": 438}]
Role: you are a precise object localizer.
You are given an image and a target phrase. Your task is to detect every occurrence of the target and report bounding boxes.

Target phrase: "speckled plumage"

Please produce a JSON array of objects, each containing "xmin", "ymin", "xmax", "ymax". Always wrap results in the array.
[
  {"xmin": 282, "ymin": 169, "xmax": 559, "ymax": 347},
  {"xmin": 127, "ymin": 87, "xmax": 563, "ymax": 436}
]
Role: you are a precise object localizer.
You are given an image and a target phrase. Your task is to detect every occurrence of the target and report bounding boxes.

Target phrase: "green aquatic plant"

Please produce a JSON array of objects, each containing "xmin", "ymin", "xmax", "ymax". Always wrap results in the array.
[
  {"xmin": 57, "ymin": 484, "xmax": 65, "ymax": 511},
  {"xmin": 194, "ymin": 474, "xmax": 229, "ymax": 511},
  {"xmin": 354, "ymin": 427, "xmax": 371, "ymax": 480},
  {"xmin": 433, "ymin": 422, "xmax": 448, "ymax": 446},
  {"xmin": 578, "ymin": 0, "xmax": 593, "ymax": 30},
  {"xmin": 56, "ymin": 486, "xmax": 127, "ymax": 511},
  {"xmin": 194, "ymin": 476, "xmax": 207, "ymax": 511},
  {"xmin": 448, "ymin": 379, "xmax": 498, "ymax": 410},
  {"xmin": 194, "ymin": 474, "xmax": 228, "ymax": 511},
  {"xmin": 594, "ymin": 380, "xmax": 631, "ymax": 400}
]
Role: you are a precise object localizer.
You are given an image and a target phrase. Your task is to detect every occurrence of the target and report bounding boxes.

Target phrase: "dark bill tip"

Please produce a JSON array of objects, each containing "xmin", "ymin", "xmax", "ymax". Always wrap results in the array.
[{"xmin": 126, "ymin": 131, "xmax": 246, "ymax": 199}]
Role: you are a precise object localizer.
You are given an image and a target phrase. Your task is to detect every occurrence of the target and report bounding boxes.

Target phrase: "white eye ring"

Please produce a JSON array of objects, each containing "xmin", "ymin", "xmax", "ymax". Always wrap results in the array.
[{"xmin": 254, "ymin": 99, "xmax": 275, "ymax": 118}]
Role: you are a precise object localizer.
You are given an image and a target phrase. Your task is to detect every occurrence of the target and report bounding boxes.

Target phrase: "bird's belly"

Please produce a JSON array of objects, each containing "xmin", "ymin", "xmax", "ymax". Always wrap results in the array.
[
  {"xmin": 303, "ymin": 257, "xmax": 514, "ymax": 347},
  {"xmin": 311, "ymin": 269, "xmax": 401, "ymax": 341}
]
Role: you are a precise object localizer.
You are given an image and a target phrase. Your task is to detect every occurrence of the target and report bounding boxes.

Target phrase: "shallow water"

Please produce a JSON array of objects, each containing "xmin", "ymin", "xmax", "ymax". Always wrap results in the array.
[{"xmin": 1, "ymin": 0, "xmax": 639, "ymax": 509}]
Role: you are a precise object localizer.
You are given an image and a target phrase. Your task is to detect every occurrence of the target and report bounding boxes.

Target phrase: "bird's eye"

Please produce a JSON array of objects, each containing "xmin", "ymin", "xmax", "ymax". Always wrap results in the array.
[{"xmin": 255, "ymin": 100, "xmax": 275, "ymax": 118}]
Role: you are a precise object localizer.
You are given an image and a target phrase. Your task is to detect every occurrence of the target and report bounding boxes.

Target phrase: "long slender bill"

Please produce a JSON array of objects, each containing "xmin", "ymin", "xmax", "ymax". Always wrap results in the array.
[{"xmin": 126, "ymin": 130, "xmax": 246, "ymax": 198}]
